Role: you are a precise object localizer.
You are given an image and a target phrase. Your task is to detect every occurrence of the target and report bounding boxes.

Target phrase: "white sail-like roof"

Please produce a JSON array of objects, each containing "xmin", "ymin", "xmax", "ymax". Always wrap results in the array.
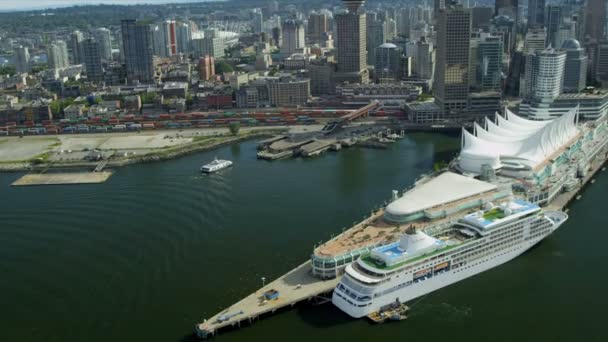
[{"xmin": 459, "ymin": 108, "xmax": 579, "ymax": 174}]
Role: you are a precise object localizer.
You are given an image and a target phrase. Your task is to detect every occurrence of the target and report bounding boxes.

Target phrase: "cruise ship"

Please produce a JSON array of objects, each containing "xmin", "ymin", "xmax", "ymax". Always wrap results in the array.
[
  {"xmin": 200, "ymin": 158, "xmax": 232, "ymax": 173},
  {"xmin": 332, "ymin": 199, "xmax": 568, "ymax": 318}
]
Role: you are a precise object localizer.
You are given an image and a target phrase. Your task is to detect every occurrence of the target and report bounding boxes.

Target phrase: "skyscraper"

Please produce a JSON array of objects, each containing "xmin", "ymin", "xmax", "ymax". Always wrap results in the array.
[
  {"xmin": 176, "ymin": 21, "xmax": 193, "ymax": 55},
  {"xmin": 414, "ymin": 37, "xmax": 434, "ymax": 80},
  {"xmin": 121, "ymin": 19, "xmax": 155, "ymax": 84},
  {"xmin": 561, "ymin": 39, "xmax": 587, "ymax": 93},
  {"xmin": 82, "ymin": 38, "xmax": 104, "ymax": 83},
  {"xmin": 252, "ymin": 9, "xmax": 264, "ymax": 34},
  {"xmin": 475, "ymin": 34, "xmax": 504, "ymax": 92},
  {"xmin": 434, "ymin": 3, "xmax": 471, "ymax": 113},
  {"xmin": 94, "ymin": 28, "xmax": 113, "ymax": 61},
  {"xmin": 281, "ymin": 19, "xmax": 305, "ymax": 55},
  {"xmin": 47, "ymin": 41, "xmax": 69, "ymax": 70},
  {"xmin": 584, "ymin": 0, "xmax": 607, "ymax": 42},
  {"xmin": 545, "ymin": 5, "xmax": 563, "ymax": 47},
  {"xmin": 69, "ymin": 30, "xmax": 84, "ymax": 65},
  {"xmin": 366, "ymin": 12, "xmax": 386, "ymax": 66},
  {"xmin": 308, "ymin": 11, "xmax": 329, "ymax": 44},
  {"xmin": 395, "ymin": 8, "xmax": 410, "ymax": 38},
  {"xmin": 528, "ymin": 0, "xmax": 545, "ymax": 27},
  {"xmin": 335, "ymin": 0, "xmax": 369, "ymax": 84},
  {"xmin": 433, "ymin": 0, "xmax": 445, "ymax": 19},
  {"xmin": 13, "ymin": 46, "xmax": 30, "ymax": 73}
]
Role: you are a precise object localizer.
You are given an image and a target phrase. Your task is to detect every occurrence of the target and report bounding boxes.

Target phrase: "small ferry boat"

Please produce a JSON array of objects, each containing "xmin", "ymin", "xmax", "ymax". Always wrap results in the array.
[{"xmin": 200, "ymin": 158, "xmax": 232, "ymax": 173}]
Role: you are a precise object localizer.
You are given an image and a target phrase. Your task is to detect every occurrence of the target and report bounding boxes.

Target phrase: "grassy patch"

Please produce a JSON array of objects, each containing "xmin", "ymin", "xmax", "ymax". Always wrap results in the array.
[
  {"xmin": 483, "ymin": 208, "xmax": 505, "ymax": 221},
  {"xmin": 0, "ymin": 139, "xmax": 7, "ymax": 145},
  {"xmin": 193, "ymin": 135, "xmax": 216, "ymax": 143}
]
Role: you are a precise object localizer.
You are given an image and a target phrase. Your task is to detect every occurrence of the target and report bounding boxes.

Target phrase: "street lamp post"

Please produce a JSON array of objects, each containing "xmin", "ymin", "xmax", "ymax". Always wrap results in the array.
[{"xmin": 261, "ymin": 276, "xmax": 266, "ymax": 288}]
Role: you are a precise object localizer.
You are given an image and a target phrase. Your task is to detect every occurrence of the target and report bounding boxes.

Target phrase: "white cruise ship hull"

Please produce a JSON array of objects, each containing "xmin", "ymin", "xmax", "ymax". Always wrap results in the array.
[{"xmin": 332, "ymin": 213, "xmax": 567, "ymax": 318}]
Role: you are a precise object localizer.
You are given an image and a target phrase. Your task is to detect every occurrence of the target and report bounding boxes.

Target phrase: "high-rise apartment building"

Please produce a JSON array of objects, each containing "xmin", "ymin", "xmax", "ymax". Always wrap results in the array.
[
  {"xmin": 176, "ymin": 21, "xmax": 193, "ymax": 55},
  {"xmin": 13, "ymin": 46, "xmax": 30, "ymax": 73},
  {"xmin": 48, "ymin": 41, "xmax": 69, "ymax": 70},
  {"xmin": 252, "ymin": 9, "xmax": 264, "ymax": 34},
  {"xmin": 69, "ymin": 30, "xmax": 84, "ymax": 65},
  {"xmin": 528, "ymin": 0, "xmax": 545, "ymax": 27},
  {"xmin": 335, "ymin": 0, "xmax": 369, "ymax": 84},
  {"xmin": 281, "ymin": 19, "xmax": 305, "ymax": 55},
  {"xmin": 121, "ymin": 19, "xmax": 155, "ymax": 84},
  {"xmin": 82, "ymin": 38, "xmax": 104, "ymax": 83},
  {"xmin": 561, "ymin": 39, "xmax": 587, "ymax": 93},
  {"xmin": 94, "ymin": 28, "xmax": 113, "ymax": 61},
  {"xmin": 434, "ymin": 3, "xmax": 471, "ymax": 113}
]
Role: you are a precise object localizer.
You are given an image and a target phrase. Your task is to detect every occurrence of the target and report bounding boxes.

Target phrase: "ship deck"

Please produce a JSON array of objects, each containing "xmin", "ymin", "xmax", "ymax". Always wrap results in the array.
[{"xmin": 314, "ymin": 189, "xmax": 505, "ymax": 258}]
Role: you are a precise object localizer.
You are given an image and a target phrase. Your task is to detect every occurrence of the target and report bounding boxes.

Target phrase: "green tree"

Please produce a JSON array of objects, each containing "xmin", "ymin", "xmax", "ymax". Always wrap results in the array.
[
  {"xmin": 228, "ymin": 121, "xmax": 240, "ymax": 136},
  {"xmin": 0, "ymin": 65, "xmax": 16, "ymax": 76},
  {"xmin": 215, "ymin": 60, "xmax": 234, "ymax": 74}
]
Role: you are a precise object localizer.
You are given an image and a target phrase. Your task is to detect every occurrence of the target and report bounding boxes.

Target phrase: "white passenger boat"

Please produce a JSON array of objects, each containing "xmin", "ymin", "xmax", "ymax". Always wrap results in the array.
[{"xmin": 200, "ymin": 158, "xmax": 232, "ymax": 173}]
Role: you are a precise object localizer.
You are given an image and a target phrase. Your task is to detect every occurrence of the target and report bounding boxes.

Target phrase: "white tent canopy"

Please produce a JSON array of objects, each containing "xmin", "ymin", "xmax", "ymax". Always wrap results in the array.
[{"xmin": 459, "ymin": 108, "xmax": 579, "ymax": 174}]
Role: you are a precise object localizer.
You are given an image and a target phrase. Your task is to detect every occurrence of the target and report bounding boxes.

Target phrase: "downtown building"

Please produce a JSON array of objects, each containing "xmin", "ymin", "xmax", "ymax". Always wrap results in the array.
[
  {"xmin": 281, "ymin": 19, "xmax": 305, "ymax": 55},
  {"xmin": 433, "ymin": 3, "xmax": 471, "ymax": 115},
  {"xmin": 93, "ymin": 28, "xmax": 113, "ymax": 61},
  {"xmin": 308, "ymin": 11, "xmax": 329, "ymax": 45},
  {"xmin": 334, "ymin": 0, "xmax": 369, "ymax": 84},
  {"xmin": 82, "ymin": 38, "xmax": 104, "ymax": 83},
  {"xmin": 47, "ymin": 41, "xmax": 69, "ymax": 70},
  {"xmin": 121, "ymin": 19, "xmax": 155, "ymax": 84},
  {"xmin": 374, "ymin": 43, "xmax": 402, "ymax": 82}
]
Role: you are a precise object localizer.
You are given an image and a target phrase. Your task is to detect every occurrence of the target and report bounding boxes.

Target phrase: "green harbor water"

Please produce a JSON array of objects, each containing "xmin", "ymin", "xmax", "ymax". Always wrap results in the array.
[{"xmin": 1, "ymin": 133, "xmax": 606, "ymax": 342}]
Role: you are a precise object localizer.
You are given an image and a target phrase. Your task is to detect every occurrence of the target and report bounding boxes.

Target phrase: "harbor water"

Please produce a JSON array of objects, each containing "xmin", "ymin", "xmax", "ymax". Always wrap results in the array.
[{"xmin": 0, "ymin": 133, "xmax": 606, "ymax": 342}]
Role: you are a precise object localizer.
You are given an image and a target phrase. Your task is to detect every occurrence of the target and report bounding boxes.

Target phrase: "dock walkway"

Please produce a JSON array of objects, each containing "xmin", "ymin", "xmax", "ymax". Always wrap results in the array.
[{"xmin": 196, "ymin": 261, "xmax": 340, "ymax": 338}]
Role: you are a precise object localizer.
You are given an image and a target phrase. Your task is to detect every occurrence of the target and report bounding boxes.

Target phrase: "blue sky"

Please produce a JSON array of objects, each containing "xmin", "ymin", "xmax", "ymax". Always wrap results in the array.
[{"xmin": 0, "ymin": 0, "xmax": 216, "ymax": 12}]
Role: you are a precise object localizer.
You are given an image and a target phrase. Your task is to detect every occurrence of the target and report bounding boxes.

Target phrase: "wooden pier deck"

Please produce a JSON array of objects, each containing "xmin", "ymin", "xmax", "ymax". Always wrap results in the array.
[
  {"xmin": 196, "ymin": 261, "xmax": 339, "ymax": 339},
  {"xmin": 11, "ymin": 171, "xmax": 113, "ymax": 186}
]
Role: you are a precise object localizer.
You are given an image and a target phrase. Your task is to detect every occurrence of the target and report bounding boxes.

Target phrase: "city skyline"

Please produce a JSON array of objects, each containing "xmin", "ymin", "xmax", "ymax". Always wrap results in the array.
[{"xmin": 0, "ymin": 0, "xmax": 218, "ymax": 12}]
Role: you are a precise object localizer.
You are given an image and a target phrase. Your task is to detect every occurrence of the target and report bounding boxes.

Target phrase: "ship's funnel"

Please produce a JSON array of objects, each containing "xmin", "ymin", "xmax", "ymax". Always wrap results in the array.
[{"xmin": 343, "ymin": 0, "xmax": 365, "ymax": 13}]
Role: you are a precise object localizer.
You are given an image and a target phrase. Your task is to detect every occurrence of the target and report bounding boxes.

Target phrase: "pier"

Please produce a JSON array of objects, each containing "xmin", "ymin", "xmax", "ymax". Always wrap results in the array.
[
  {"xmin": 11, "ymin": 171, "xmax": 113, "ymax": 186},
  {"xmin": 196, "ymin": 262, "xmax": 340, "ymax": 339},
  {"xmin": 195, "ymin": 152, "xmax": 606, "ymax": 339}
]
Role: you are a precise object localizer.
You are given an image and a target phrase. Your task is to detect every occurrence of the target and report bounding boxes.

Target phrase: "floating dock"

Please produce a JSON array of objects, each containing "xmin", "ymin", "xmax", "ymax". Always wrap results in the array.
[
  {"xmin": 11, "ymin": 172, "xmax": 113, "ymax": 186},
  {"xmin": 300, "ymin": 139, "xmax": 337, "ymax": 157},
  {"xmin": 196, "ymin": 261, "xmax": 340, "ymax": 339}
]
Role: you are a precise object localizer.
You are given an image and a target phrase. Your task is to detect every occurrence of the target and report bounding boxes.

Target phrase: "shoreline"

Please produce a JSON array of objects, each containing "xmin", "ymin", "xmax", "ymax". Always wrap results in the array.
[{"xmin": 0, "ymin": 129, "xmax": 285, "ymax": 173}]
